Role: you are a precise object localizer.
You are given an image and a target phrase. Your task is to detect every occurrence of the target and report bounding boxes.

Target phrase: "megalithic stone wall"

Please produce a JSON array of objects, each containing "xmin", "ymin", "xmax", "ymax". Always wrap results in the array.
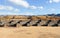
[{"xmin": 0, "ymin": 15, "xmax": 60, "ymax": 27}]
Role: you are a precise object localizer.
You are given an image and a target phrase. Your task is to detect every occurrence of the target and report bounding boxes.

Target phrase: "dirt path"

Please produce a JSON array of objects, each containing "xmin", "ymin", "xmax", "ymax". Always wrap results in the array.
[{"xmin": 0, "ymin": 27, "xmax": 60, "ymax": 38}]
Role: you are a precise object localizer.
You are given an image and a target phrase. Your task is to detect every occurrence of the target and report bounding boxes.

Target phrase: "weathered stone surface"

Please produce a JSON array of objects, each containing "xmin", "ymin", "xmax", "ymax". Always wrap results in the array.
[
  {"xmin": 0, "ymin": 15, "xmax": 60, "ymax": 27},
  {"xmin": 0, "ymin": 21, "xmax": 5, "ymax": 27},
  {"xmin": 37, "ymin": 20, "xmax": 51, "ymax": 26},
  {"xmin": 18, "ymin": 20, "xmax": 30, "ymax": 26},
  {"xmin": 48, "ymin": 20, "xmax": 58, "ymax": 26},
  {"xmin": 0, "ymin": 20, "xmax": 7, "ymax": 27},
  {"xmin": 27, "ymin": 20, "xmax": 38, "ymax": 26},
  {"xmin": 6, "ymin": 20, "xmax": 19, "ymax": 27},
  {"xmin": 39, "ymin": 20, "xmax": 48, "ymax": 26},
  {"xmin": 58, "ymin": 23, "xmax": 60, "ymax": 26}
]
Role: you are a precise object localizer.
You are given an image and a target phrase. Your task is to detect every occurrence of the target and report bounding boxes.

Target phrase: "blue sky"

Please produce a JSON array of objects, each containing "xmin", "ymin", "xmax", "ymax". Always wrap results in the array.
[{"xmin": 0, "ymin": 0, "xmax": 60, "ymax": 15}]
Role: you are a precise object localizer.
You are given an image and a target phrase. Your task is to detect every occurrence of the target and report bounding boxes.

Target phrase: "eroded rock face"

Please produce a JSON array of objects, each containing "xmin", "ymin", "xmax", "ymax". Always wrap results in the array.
[{"xmin": 0, "ymin": 15, "xmax": 60, "ymax": 27}]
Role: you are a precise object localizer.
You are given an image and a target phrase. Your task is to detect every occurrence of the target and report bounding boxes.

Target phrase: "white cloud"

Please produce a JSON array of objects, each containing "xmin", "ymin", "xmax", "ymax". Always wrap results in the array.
[
  {"xmin": 0, "ymin": 12, "xmax": 36, "ymax": 15},
  {"xmin": 38, "ymin": 6, "xmax": 44, "ymax": 10},
  {"xmin": 47, "ymin": 8, "xmax": 56, "ymax": 14},
  {"xmin": 6, "ymin": 6, "xmax": 14, "ymax": 11},
  {"xmin": 0, "ymin": 12, "xmax": 20, "ymax": 15},
  {"xmin": 29, "ymin": 6, "xmax": 44, "ymax": 10},
  {"xmin": 23, "ymin": 12, "xmax": 34, "ymax": 15},
  {"xmin": 14, "ymin": 9, "xmax": 20, "ymax": 12},
  {"xmin": 18, "ymin": 12, "xmax": 37, "ymax": 15},
  {"xmin": 48, "ymin": 8, "xmax": 55, "ymax": 11},
  {"xmin": 49, "ymin": 0, "xmax": 60, "ymax": 3},
  {"xmin": 30, "ymin": 6, "xmax": 37, "ymax": 9},
  {"xmin": 9, "ymin": 0, "xmax": 29, "ymax": 8},
  {"xmin": 51, "ymin": 8, "xmax": 55, "ymax": 11},
  {"xmin": 0, "ymin": 5, "xmax": 5, "ymax": 10},
  {"xmin": 53, "ymin": 0, "xmax": 60, "ymax": 3},
  {"xmin": 49, "ymin": 0, "xmax": 53, "ymax": 3},
  {"xmin": 0, "ymin": 5, "xmax": 13, "ymax": 10},
  {"xmin": 0, "ymin": 5, "xmax": 20, "ymax": 12},
  {"xmin": 9, "ymin": 0, "xmax": 44, "ymax": 10}
]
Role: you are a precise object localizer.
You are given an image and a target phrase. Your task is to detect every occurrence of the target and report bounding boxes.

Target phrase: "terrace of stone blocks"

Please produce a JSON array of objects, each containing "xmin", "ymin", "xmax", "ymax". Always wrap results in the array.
[{"xmin": 0, "ymin": 15, "xmax": 60, "ymax": 27}]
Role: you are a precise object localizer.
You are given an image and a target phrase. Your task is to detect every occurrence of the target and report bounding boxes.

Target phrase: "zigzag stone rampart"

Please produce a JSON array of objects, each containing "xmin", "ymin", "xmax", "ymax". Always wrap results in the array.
[{"xmin": 0, "ymin": 15, "xmax": 60, "ymax": 27}]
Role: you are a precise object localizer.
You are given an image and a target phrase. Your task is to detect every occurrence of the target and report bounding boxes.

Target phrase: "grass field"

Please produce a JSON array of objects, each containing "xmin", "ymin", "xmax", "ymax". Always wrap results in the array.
[{"xmin": 0, "ymin": 27, "xmax": 60, "ymax": 38}]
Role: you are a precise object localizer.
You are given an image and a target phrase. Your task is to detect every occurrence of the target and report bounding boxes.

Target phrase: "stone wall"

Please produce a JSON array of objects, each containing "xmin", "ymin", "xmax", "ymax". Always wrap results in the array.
[{"xmin": 0, "ymin": 15, "xmax": 60, "ymax": 27}]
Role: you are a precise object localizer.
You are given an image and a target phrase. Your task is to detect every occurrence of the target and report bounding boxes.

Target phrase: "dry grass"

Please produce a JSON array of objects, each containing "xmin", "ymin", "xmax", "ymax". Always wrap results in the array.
[{"xmin": 0, "ymin": 27, "xmax": 60, "ymax": 38}]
